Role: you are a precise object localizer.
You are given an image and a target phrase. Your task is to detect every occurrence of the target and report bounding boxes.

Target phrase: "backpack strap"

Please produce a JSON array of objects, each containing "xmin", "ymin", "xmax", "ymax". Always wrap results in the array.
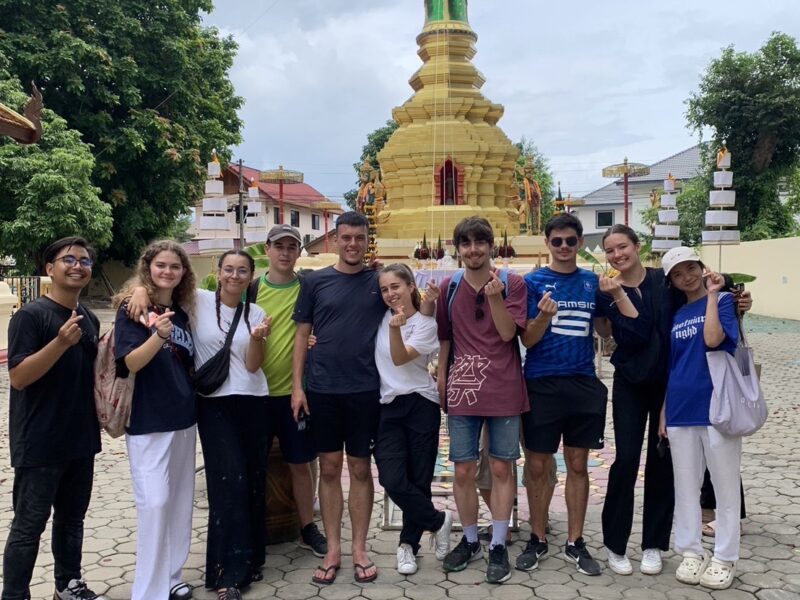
[
  {"xmin": 247, "ymin": 276, "xmax": 261, "ymax": 304},
  {"xmin": 446, "ymin": 269, "xmax": 465, "ymax": 322}
]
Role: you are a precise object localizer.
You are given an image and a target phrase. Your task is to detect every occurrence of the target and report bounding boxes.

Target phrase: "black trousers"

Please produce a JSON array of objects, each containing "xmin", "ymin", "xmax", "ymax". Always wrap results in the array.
[
  {"xmin": 2, "ymin": 457, "xmax": 94, "ymax": 600},
  {"xmin": 375, "ymin": 393, "xmax": 445, "ymax": 553},
  {"xmin": 602, "ymin": 375, "xmax": 673, "ymax": 554},
  {"xmin": 701, "ymin": 469, "xmax": 747, "ymax": 518},
  {"xmin": 197, "ymin": 395, "xmax": 269, "ymax": 590}
]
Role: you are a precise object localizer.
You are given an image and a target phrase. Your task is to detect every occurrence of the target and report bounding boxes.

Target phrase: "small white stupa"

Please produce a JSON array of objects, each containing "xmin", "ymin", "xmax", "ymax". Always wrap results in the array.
[
  {"xmin": 702, "ymin": 143, "xmax": 740, "ymax": 245},
  {"xmin": 651, "ymin": 173, "xmax": 681, "ymax": 253}
]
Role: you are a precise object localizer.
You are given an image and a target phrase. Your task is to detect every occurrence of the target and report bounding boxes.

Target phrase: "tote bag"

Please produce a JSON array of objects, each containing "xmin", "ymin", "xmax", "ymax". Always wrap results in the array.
[{"xmin": 706, "ymin": 316, "xmax": 767, "ymax": 437}]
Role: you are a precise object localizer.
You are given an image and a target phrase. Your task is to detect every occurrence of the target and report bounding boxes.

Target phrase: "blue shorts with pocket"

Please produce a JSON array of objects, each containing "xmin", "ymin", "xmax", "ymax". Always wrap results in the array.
[{"xmin": 448, "ymin": 415, "xmax": 521, "ymax": 462}]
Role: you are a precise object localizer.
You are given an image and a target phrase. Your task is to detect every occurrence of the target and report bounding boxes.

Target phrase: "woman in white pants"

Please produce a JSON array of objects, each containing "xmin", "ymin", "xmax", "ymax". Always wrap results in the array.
[
  {"xmin": 658, "ymin": 247, "xmax": 742, "ymax": 590},
  {"xmin": 114, "ymin": 241, "xmax": 198, "ymax": 600}
]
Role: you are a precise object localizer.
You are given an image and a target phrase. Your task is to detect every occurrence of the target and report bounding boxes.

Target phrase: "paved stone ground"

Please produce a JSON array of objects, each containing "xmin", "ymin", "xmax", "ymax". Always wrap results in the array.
[{"xmin": 1, "ymin": 313, "xmax": 798, "ymax": 599}]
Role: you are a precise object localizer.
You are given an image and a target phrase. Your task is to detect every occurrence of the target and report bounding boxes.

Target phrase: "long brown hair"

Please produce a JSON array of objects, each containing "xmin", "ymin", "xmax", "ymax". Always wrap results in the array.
[
  {"xmin": 380, "ymin": 263, "xmax": 421, "ymax": 311},
  {"xmin": 114, "ymin": 240, "xmax": 196, "ymax": 311}
]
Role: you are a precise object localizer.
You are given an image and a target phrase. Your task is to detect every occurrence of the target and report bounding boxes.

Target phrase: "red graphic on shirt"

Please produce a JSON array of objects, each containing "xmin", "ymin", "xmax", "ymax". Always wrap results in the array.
[{"xmin": 447, "ymin": 354, "xmax": 490, "ymax": 408}]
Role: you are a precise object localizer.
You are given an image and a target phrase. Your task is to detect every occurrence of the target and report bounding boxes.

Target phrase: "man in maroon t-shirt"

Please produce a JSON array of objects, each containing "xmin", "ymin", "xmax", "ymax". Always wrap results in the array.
[{"xmin": 436, "ymin": 217, "xmax": 528, "ymax": 584}]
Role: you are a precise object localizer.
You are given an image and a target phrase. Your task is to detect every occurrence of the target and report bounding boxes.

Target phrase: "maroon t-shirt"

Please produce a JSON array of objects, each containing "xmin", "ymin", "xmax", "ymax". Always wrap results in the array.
[{"xmin": 436, "ymin": 272, "xmax": 529, "ymax": 417}]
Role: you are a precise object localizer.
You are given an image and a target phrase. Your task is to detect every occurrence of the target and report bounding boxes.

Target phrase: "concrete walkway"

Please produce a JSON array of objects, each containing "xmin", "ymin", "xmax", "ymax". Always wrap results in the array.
[{"xmin": 1, "ymin": 314, "xmax": 798, "ymax": 599}]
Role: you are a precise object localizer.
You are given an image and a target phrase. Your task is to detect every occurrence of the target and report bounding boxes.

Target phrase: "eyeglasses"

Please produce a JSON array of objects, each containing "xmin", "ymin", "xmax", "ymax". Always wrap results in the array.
[
  {"xmin": 221, "ymin": 267, "xmax": 251, "ymax": 278},
  {"xmin": 55, "ymin": 255, "xmax": 94, "ymax": 269},
  {"xmin": 549, "ymin": 236, "xmax": 579, "ymax": 248},
  {"xmin": 475, "ymin": 293, "xmax": 485, "ymax": 321}
]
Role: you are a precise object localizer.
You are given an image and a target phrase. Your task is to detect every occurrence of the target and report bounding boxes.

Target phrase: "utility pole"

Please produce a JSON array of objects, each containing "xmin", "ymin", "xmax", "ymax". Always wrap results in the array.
[{"xmin": 237, "ymin": 158, "xmax": 244, "ymax": 248}]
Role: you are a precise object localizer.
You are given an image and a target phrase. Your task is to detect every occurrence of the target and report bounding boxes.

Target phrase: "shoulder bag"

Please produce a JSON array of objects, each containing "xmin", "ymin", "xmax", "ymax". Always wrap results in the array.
[{"xmin": 191, "ymin": 302, "xmax": 243, "ymax": 396}]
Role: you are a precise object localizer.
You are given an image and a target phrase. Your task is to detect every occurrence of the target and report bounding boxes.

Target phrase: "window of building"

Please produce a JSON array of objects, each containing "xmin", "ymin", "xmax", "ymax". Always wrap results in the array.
[
  {"xmin": 291, "ymin": 210, "xmax": 300, "ymax": 227},
  {"xmin": 312, "ymin": 213, "xmax": 320, "ymax": 230},
  {"xmin": 273, "ymin": 207, "xmax": 280, "ymax": 225},
  {"xmin": 596, "ymin": 210, "xmax": 614, "ymax": 229},
  {"xmin": 440, "ymin": 159, "xmax": 458, "ymax": 205},
  {"xmin": 304, "ymin": 234, "xmax": 313, "ymax": 245}
]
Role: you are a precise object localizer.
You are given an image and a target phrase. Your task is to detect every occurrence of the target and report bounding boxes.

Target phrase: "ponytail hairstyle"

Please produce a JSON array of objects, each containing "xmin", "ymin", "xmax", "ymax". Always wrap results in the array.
[
  {"xmin": 380, "ymin": 263, "xmax": 421, "ymax": 312},
  {"xmin": 114, "ymin": 240, "xmax": 196, "ymax": 311},
  {"xmin": 216, "ymin": 249, "xmax": 255, "ymax": 333}
]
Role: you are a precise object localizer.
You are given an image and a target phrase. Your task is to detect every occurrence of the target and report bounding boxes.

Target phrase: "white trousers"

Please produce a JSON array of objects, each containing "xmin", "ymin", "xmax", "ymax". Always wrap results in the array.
[
  {"xmin": 668, "ymin": 425, "xmax": 742, "ymax": 562},
  {"xmin": 127, "ymin": 426, "xmax": 197, "ymax": 600}
]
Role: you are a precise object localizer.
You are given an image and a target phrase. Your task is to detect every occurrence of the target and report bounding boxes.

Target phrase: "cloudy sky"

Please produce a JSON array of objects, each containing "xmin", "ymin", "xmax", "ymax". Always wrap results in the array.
[{"xmin": 202, "ymin": 0, "xmax": 798, "ymax": 202}]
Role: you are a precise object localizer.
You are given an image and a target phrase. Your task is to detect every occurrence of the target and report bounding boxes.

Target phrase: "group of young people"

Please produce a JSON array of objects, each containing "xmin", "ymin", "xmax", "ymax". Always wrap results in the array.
[{"xmin": 3, "ymin": 209, "xmax": 750, "ymax": 599}]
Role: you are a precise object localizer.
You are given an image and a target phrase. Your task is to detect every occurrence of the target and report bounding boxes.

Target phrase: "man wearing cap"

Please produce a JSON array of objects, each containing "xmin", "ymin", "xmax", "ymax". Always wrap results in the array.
[{"xmin": 250, "ymin": 224, "xmax": 328, "ymax": 558}]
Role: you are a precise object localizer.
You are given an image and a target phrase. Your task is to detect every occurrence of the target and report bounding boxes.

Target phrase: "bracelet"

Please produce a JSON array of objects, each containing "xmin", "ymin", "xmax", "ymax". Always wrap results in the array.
[
  {"xmin": 157, "ymin": 331, "xmax": 170, "ymax": 340},
  {"xmin": 609, "ymin": 295, "xmax": 630, "ymax": 308}
]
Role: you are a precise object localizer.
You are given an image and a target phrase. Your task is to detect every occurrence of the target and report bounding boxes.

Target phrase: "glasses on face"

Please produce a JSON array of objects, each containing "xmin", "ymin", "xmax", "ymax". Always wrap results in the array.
[
  {"xmin": 55, "ymin": 255, "xmax": 94, "ymax": 269},
  {"xmin": 550, "ymin": 236, "xmax": 579, "ymax": 248},
  {"xmin": 475, "ymin": 292, "xmax": 485, "ymax": 321},
  {"xmin": 221, "ymin": 267, "xmax": 251, "ymax": 278}
]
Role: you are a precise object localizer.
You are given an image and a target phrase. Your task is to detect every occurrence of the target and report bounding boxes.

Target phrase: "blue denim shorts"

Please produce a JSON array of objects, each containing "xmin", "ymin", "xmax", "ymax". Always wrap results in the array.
[{"xmin": 448, "ymin": 415, "xmax": 521, "ymax": 462}]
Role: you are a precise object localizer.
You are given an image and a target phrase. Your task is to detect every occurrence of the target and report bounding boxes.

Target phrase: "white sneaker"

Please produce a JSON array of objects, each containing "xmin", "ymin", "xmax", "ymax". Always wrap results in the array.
[
  {"xmin": 640, "ymin": 548, "xmax": 663, "ymax": 575},
  {"xmin": 430, "ymin": 509, "xmax": 453, "ymax": 560},
  {"xmin": 605, "ymin": 547, "xmax": 633, "ymax": 575},
  {"xmin": 699, "ymin": 557, "xmax": 736, "ymax": 589},
  {"xmin": 397, "ymin": 543, "xmax": 418, "ymax": 575},
  {"xmin": 675, "ymin": 551, "xmax": 710, "ymax": 585}
]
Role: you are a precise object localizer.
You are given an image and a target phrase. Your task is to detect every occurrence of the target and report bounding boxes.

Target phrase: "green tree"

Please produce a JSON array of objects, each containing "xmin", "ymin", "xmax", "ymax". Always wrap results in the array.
[
  {"xmin": 343, "ymin": 119, "xmax": 398, "ymax": 210},
  {"xmin": 515, "ymin": 137, "xmax": 555, "ymax": 233},
  {"xmin": 686, "ymin": 32, "xmax": 800, "ymax": 240},
  {"xmin": 0, "ymin": 55, "xmax": 113, "ymax": 273},
  {"xmin": 0, "ymin": 0, "xmax": 243, "ymax": 263}
]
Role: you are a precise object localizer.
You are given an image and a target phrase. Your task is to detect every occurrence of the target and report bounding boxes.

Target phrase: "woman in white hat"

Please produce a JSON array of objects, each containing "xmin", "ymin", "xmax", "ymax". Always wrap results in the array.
[{"xmin": 658, "ymin": 246, "xmax": 742, "ymax": 590}]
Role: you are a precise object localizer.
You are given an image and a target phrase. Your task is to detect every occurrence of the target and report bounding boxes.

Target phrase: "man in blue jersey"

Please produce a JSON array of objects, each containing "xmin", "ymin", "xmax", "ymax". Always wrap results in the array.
[{"xmin": 515, "ymin": 213, "xmax": 637, "ymax": 576}]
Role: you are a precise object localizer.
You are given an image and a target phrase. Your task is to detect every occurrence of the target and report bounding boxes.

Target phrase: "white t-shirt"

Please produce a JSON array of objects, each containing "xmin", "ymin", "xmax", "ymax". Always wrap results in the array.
[
  {"xmin": 374, "ymin": 310, "xmax": 439, "ymax": 405},
  {"xmin": 192, "ymin": 289, "xmax": 269, "ymax": 398}
]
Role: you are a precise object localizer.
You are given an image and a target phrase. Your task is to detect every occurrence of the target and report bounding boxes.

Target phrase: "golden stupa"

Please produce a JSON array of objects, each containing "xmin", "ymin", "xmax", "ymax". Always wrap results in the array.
[{"xmin": 376, "ymin": 0, "xmax": 520, "ymax": 253}]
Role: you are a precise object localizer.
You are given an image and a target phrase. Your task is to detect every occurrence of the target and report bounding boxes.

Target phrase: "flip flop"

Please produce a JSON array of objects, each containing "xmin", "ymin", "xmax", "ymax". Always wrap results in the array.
[
  {"xmin": 354, "ymin": 562, "xmax": 378, "ymax": 584},
  {"xmin": 702, "ymin": 520, "xmax": 717, "ymax": 538},
  {"xmin": 312, "ymin": 564, "xmax": 340, "ymax": 585}
]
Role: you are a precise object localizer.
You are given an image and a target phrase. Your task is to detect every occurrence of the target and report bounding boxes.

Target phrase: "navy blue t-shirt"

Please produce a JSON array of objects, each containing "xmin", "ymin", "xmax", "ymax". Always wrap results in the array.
[
  {"xmin": 114, "ymin": 305, "xmax": 196, "ymax": 435},
  {"xmin": 665, "ymin": 292, "xmax": 739, "ymax": 427},
  {"xmin": 524, "ymin": 267, "xmax": 599, "ymax": 378},
  {"xmin": 293, "ymin": 266, "xmax": 386, "ymax": 394}
]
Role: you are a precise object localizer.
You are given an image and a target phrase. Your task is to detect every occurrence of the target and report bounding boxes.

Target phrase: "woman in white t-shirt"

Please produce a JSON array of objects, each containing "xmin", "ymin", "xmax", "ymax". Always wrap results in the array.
[{"xmin": 373, "ymin": 264, "xmax": 453, "ymax": 576}]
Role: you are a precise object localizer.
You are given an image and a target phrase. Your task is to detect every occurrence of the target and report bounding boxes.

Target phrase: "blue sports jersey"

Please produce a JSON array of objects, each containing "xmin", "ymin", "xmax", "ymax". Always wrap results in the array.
[
  {"xmin": 665, "ymin": 292, "xmax": 739, "ymax": 427},
  {"xmin": 524, "ymin": 267, "xmax": 599, "ymax": 378}
]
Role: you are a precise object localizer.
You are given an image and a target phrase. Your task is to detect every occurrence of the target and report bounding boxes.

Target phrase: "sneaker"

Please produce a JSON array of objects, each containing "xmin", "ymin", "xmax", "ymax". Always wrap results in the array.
[
  {"xmin": 53, "ymin": 580, "xmax": 105, "ymax": 600},
  {"xmin": 397, "ymin": 543, "xmax": 418, "ymax": 575},
  {"xmin": 485, "ymin": 544, "xmax": 511, "ymax": 584},
  {"xmin": 515, "ymin": 534, "xmax": 549, "ymax": 571},
  {"xmin": 442, "ymin": 535, "xmax": 483, "ymax": 572},
  {"xmin": 300, "ymin": 522, "xmax": 328, "ymax": 558},
  {"xmin": 430, "ymin": 509, "xmax": 453, "ymax": 560},
  {"xmin": 605, "ymin": 547, "xmax": 633, "ymax": 575},
  {"xmin": 564, "ymin": 538, "xmax": 602, "ymax": 576},
  {"xmin": 675, "ymin": 551, "xmax": 710, "ymax": 585},
  {"xmin": 699, "ymin": 557, "xmax": 736, "ymax": 590},
  {"xmin": 217, "ymin": 588, "xmax": 242, "ymax": 600},
  {"xmin": 640, "ymin": 548, "xmax": 663, "ymax": 575},
  {"xmin": 169, "ymin": 583, "xmax": 193, "ymax": 600}
]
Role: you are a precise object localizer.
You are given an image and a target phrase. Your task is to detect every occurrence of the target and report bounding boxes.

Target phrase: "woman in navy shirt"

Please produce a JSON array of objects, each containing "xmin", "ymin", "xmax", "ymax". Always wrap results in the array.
[{"xmin": 658, "ymin": 247, "xmax": 741, "ymax": 591}]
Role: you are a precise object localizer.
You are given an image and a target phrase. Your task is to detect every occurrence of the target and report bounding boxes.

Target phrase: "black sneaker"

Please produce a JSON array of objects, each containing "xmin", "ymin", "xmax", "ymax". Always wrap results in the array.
[
  {"xmin": 300, "ymin": 522, "xmax": 328, "ymax": 558},
  {"xmin": 169, "ymin": 583, "xmax": 193, "ymax": 600},
  {"xmin": 564, "ymin": 537, "xmax": 602, "ymax": 576},
  {"xmin": 485, "ymin": 544, "xmax": 511, "ymax": 584},
  {"xmin": 442, "ymin": 535, "xmax": 483, "ymax": 572},
  {"xmin": 53, "ymin": 579, "xmax": 105, "ymax": 600},
  {"xmin": 515, "ymin": 534, "xmax": 549, "ymax": 571}
]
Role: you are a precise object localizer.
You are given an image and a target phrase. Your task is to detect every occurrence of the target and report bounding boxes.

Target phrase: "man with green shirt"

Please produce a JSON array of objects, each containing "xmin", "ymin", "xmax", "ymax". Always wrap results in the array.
[{"xmin": 253, "ymin": 224, "xmax": 327, "ymax": 557}]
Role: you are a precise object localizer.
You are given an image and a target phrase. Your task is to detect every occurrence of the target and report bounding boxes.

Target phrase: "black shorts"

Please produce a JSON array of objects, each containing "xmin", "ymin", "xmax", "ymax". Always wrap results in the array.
[
  {"xmin": 306, "ymin": 389, "xmax": 381, "ymax": 458},
  {"xmin": 522, "ymin": 375, "xmax": 608, "ymax": 454},
  {"xmin": 266, "ymin": 395, "xmax": 317, "ymax": 464}
]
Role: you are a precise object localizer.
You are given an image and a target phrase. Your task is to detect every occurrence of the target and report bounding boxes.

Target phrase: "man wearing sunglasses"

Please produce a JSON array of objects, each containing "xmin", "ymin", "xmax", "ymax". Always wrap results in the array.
[
  {"xmin": 516, "ymin": 213, "xmax": 635, "ymax": 577},
  {"xmin": 435, "ymin": 217, "xmax": 528, "ymax": 584},
  {"xmin": 4, "ymin": 237, "xmax": 105, "ymax": 600}
]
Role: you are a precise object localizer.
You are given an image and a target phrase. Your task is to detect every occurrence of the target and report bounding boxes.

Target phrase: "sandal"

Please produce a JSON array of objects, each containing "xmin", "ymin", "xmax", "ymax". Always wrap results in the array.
[
  {"xmin": 702, "ymin": 520, "xmax": 717, "ymax": 537},
  {"xmin": 675, "ymin": 551, "xmax": 710, "ymax": 585},
  {"xmin": 699, "ymin": 557, "xmax": 736, "ymax": 590},
  {"xmin": 312, "ymin": 564, "xmax": 340, "ymax": 585},
  {"xmin": 354, "ymin": 562, "xmax": 378, "ymax": 583}
]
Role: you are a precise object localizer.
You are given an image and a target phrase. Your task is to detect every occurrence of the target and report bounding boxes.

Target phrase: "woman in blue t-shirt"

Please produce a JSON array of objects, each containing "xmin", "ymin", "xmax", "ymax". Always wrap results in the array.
[
  {"xmin": 113, "ymin": 240, "xmax": 197, "ymax": 600},
  {"xmin": 657, "ymin": 246, "xmax": 741, "ymax": 591}
]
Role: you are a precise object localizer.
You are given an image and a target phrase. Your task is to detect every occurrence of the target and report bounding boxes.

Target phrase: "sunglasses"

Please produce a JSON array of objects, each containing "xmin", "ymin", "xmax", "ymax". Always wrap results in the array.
[
  {"xmin": 550, "ymin": 236, "xmax": 579, "ymax": 248},
  {"xmin": 475, "ymin": 293, "xmax": 485, "ymax": 321}
]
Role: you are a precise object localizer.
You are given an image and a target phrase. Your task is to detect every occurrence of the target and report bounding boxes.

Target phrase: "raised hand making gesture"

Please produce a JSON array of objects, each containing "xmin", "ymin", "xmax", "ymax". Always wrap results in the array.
[
  {"xmin": 485, "ymin": 270, "xmax": 505, "ymax": 297},
  {"xmin": 57, "ymin": 310, "xmax": 84, "ymax": 347},
  {"xmin": 153, "ymin": 310, "xmax": 175, "ymax": 340},
  {"xmin": 537, "ymin": 290, "xmax": 558, "ymax": 319},
  {"xmin": 250, "ymin": 315, "xmax": 273, "ymax": 341},
  {"xmin": 389, "ymin": 305, "xmax": 408, "ymax": 328}
]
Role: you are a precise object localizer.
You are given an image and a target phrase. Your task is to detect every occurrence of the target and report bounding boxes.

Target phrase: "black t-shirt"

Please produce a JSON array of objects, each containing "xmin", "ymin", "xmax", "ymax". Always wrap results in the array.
[
  {"xmin": 8, "ymin": 297, "xmax": 102, "ymax": 468},
  {"xmin": 293, "ymin": 266, "xmax": 386, "ymax": 394},
  {"xmin": 114, "ymin": 304, "xmax": 196, "ymax": 435}
]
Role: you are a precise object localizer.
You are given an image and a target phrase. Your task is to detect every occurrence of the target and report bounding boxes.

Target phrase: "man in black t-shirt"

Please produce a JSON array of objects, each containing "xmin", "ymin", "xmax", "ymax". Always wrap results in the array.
[
  {"xmin": 291, "ymin": 212, "xmax": 387, "ymax": 585},
  {"xmin": 3, "ymin": 237, "xmax": 105, "ymax": 600}
]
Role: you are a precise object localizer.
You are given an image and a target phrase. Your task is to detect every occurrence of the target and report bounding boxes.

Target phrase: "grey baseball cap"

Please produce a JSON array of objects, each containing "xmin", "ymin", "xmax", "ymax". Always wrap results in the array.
[{"xmin": 267, "ymin": 224, "xmax": 302, "ymax": 244}]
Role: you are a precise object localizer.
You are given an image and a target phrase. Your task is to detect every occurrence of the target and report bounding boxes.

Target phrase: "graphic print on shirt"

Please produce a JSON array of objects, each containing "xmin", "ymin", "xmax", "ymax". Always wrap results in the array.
[
  {"xmin": 447, "ymin": 354, "xmax": 490, "ymax": 408},
  {"xmin": 672, "ymin": 314, "xmax": 704, "ymax": 341}
]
